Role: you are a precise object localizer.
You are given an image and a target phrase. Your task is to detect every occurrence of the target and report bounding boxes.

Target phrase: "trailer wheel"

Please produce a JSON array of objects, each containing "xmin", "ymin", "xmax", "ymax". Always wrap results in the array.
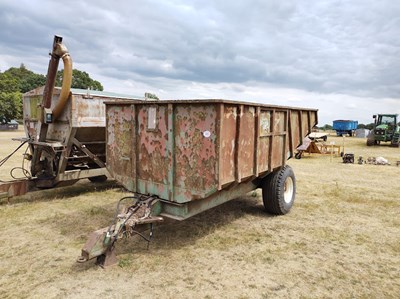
[
  {"xmin": 262, "ymin": 165, "xmax": 296, "ymax": 215},
  {"xmin": 88, "ymin": 175, "xmax": 108, "ymax": 183}
]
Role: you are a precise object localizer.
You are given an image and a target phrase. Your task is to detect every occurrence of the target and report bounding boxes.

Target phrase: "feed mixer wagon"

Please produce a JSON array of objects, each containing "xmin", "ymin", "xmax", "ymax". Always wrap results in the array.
[{"xmin": 0, "ymin": 36, "xmax": 142, "ymax": 201}]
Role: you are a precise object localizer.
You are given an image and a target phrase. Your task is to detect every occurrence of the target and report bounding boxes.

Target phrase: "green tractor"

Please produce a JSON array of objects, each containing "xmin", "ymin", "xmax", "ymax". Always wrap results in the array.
[{"xmin": 366, "ymin": 114, "xmax": 400, "ymax": 147}]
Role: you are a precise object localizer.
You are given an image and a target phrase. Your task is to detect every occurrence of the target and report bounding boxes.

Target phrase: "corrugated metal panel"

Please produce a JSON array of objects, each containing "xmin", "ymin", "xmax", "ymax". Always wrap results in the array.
[
  {"xmin": 174, "ymin": 104, "xmax": 218, "ymax": 200},
  {"xmin": 237, "ymin": 105, "xmax": 256, "ymax": 181},
  {"xmin": 219, "ymin": 104, "xmax": 237, "ymax": 187},
  {"xmin": 106, "ymin": 100, "xmax": 318, "ymax": 206},
  {"xmin": 106, "ymin": 104, "xmax": 136, "ymax": 191}
]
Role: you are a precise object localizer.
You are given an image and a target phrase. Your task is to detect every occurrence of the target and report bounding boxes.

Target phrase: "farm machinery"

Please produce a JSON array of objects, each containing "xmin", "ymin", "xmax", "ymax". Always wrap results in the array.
[
  {"xmin": 366, "ymin": 114, "xmax": 400, "ymax": 147},
  {"xmin": 332, "ymin": 120, "xmax": 358, "ymax": 137},
  {"xmin": 0, "ymin": 35, "xmax": 320, "ymax": 268},
  {"xmin": 0, "ymin": 36, "xmax": 141, "ymax": 201},
  {"xmin": 77, "ymin": 99, "xmax": 318, "ymax": 267}
]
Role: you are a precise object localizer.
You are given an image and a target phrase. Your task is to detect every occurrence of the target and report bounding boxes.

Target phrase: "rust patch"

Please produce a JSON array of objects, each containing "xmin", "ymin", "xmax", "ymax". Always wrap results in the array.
[
  {"xmin": 105, "ymin": 99, "xmax": 318, "ymax": 204},
  {"xmin": 106, "ymin": 105, "xmax": 135, "ymax": 190},
  {"xmin": 290, "ymin": 111, "xmax": 301, "ymax": 148},
  {"xmin": 219, "ymin": 105, "xmax": 237, "ymax": 186},
  {"xmin": 237, "ymin": 105, "xmax": 256, "ymax": 180},
  {"xmin": 260, "ymin": 111, "xmax": 271, "ymax": 136},
  {"xmin": 174, "ymin": 104, "xmax": 217, "ymax": 193},
  {"xmin": 137, "ymin": 105, "xmax": 169, "ymax": 184},
  {"xmin": 0, "ymin": 180, "xmax": 28, "ymax": 201}
]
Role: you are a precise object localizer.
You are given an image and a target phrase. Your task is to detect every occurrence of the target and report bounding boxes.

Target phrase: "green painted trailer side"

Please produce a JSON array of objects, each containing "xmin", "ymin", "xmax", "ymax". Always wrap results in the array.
[{"xmin": 105, "ymin": 99, "xmax": 318, "ymax": 220}]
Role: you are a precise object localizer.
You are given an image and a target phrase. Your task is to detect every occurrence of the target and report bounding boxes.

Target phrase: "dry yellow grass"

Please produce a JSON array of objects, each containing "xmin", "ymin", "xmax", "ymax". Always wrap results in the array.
[
  {"xmin": 0, "ymin": 131, "xmax": 399, "ymax": 298},
  {"xmin": 0, "ymin": 128, "xmax": 27, "ymax": 181}
]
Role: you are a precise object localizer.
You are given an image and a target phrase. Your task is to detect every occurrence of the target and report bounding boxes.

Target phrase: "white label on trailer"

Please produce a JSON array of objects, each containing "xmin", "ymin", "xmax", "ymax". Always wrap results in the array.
[{"xmin": 203, "ymin": 130, "xmax": 211, "ymax": 138}]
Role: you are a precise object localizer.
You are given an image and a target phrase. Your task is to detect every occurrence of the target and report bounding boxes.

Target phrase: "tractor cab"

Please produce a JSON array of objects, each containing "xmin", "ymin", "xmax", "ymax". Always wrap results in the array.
[
  {"xmin": 375, "ymin": 114, "xmax": 397, "ymax": 131},
  {"xmin": 367, "ymin": 114, "xmax": 400, "ymax": 146}
]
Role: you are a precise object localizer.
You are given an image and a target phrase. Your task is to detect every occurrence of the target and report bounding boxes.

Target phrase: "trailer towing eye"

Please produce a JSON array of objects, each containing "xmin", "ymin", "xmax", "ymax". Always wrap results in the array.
[
  {"xmin": 77, "ymin": 195, "xmax": 163, "ymax": 268},
  {"xmin": 76, "ymin": 256, "xmax": 87, "ymax": 263}
]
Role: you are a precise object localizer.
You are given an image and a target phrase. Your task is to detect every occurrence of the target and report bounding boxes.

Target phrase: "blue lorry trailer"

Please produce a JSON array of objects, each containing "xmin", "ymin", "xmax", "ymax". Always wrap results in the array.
[{"xmin": 332, "ymin": 120, "xmax": 358, "ymax": 136}]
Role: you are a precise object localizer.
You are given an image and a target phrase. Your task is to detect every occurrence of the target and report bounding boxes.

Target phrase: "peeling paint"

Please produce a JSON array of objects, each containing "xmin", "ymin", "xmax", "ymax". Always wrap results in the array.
[{"xmin": 105, "ymin": 100, "xmax": 318, "ymax": 209}]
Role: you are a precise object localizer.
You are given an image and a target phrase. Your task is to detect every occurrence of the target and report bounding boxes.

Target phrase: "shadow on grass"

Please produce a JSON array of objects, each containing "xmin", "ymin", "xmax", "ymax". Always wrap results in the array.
[
  {"xmin": 151, "ymin": 195, "xmax": 270, "ymax": 248},
  {"xmin": 69, "ymin": 194, "xmax": 275, "ymax": 271},
  {"xmin": 5, "ymin": 180, "xmax": 122, "ymax": 205}
]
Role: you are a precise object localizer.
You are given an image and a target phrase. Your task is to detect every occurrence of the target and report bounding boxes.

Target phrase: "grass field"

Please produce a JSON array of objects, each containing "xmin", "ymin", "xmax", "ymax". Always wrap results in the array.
[{"xmin": 0, "ymin": 129, "xmax": 399, "ymax": 298}]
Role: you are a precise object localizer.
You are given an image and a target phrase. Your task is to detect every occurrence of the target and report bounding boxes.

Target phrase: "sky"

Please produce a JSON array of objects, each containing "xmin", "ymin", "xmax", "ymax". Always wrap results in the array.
[{"xmin": 0, "ymin": 0, "xmax": 399, "ymax": 125}]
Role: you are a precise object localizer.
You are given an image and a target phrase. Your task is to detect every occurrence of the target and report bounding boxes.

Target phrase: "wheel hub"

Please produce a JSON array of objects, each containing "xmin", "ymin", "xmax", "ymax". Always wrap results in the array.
[{"xmin": 283, "ymin": 177, "xmax": 294, "ymax": 204}]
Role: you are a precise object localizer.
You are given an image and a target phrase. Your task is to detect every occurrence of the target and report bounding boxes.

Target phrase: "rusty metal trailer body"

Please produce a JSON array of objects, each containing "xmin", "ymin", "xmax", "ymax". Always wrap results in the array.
[
  {"xmin": 106, "ymin": 100, "xmax": 317, "ymax": 219},
  {"xmin": 78, "ymin": 99, "xmax": 317, "ymax": 266}
]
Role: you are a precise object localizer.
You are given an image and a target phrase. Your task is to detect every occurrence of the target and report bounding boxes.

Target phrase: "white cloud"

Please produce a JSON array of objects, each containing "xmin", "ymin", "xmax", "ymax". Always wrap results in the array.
[{"xmin": 0, "ymin": 0, "xmax": 399, "ymax": 125}]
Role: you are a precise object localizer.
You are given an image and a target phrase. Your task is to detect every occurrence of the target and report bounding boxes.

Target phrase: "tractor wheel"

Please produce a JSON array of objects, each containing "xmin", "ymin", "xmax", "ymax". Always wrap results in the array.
[
  {"xmin": 262, "ymin": 165, "xmax": 296, "ymax": 215},
  {"xmin": 366, "ymin": 139, "xmax": 375, "ymax": 146},
  {"xmin": 390, "ymin": 141, "xmax": 400, "ymax": 148},
  {"xmin": 88, "ymin": 175, "xmax": 108, "ymax": 183}
]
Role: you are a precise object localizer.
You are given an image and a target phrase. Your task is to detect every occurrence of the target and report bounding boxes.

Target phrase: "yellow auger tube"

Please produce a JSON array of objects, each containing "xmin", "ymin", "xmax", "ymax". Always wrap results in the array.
[{"xmin": 52, "ymin": 42, "xmax": 72, "ymax": 120}]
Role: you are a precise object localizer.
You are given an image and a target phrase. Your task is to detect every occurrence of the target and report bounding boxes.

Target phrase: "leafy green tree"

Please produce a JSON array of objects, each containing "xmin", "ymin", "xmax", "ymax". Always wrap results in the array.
[
  {"xmin": 321, "ymin": 124, "xmax": 333, "ymax": 131},
  {"xmin": 3, "ymin": 64, "xmax": 46, "ymax": 93},
  {"xmin": 0, "ymin": 72, "xmax": 19, "ymax": 93},
  {"xmin": 365, "ymin": 123, "xmax": 375, "ymax": 130},
  {"xmin": 56, "ymin": 69, "xmax": 103, "ymax": 91},
  {"xmin": 0, "ymin": 64, "xmax": 104, "ymax": 121},
  {"xmin": 0, "ymin": 65, "xmax": 42, "ymax": 122},
  {"xmin": 0, "ymin": 92, "xmax": 22, "ymax": 123}
]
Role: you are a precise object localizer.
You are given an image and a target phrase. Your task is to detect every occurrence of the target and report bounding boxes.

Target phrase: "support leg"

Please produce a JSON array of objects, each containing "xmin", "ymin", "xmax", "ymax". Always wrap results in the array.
[{"xmin": 96, "ymin": 246, "xmax": 118, "ymax": 268}]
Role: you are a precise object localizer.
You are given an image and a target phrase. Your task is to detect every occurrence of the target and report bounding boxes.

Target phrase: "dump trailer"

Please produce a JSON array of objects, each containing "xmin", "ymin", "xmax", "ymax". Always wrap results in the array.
[
  {"xmin": 366, "ymin": 114, "xmax": 400, "ymax": 147},
  {"xmin": 332, "ymin": 120, "xmax": 358, "ymax": 136},
  {"xmin": 78, "ymin": 100, "xmax": 318, "ymax": 267},
  {"xmin": 0, "ymin": 35, "xmax": 142, "ymax": 200}
]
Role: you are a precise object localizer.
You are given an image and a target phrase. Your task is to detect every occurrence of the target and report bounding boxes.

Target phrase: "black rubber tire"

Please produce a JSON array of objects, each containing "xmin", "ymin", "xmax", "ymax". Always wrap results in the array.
[
  {"xmin": 295, "ymin": 152, "xmax": 302, "ymax": 159},
  {"xmin": 88, "ymin": 175, "xmax": 108, "ymax": 183},
  {"xmin": 262, "ymin": 165, "xmax": 296, "ymax": 215},
  {"xmin": 366, "ymin": 139, "xmax": 375, "ymax": 146}
]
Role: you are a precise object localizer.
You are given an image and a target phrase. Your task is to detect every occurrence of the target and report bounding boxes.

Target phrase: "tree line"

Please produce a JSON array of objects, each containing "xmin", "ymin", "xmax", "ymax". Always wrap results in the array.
[{"xmin": 0, "ymin": 64, "xmax": 103, "ymax": 123}]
